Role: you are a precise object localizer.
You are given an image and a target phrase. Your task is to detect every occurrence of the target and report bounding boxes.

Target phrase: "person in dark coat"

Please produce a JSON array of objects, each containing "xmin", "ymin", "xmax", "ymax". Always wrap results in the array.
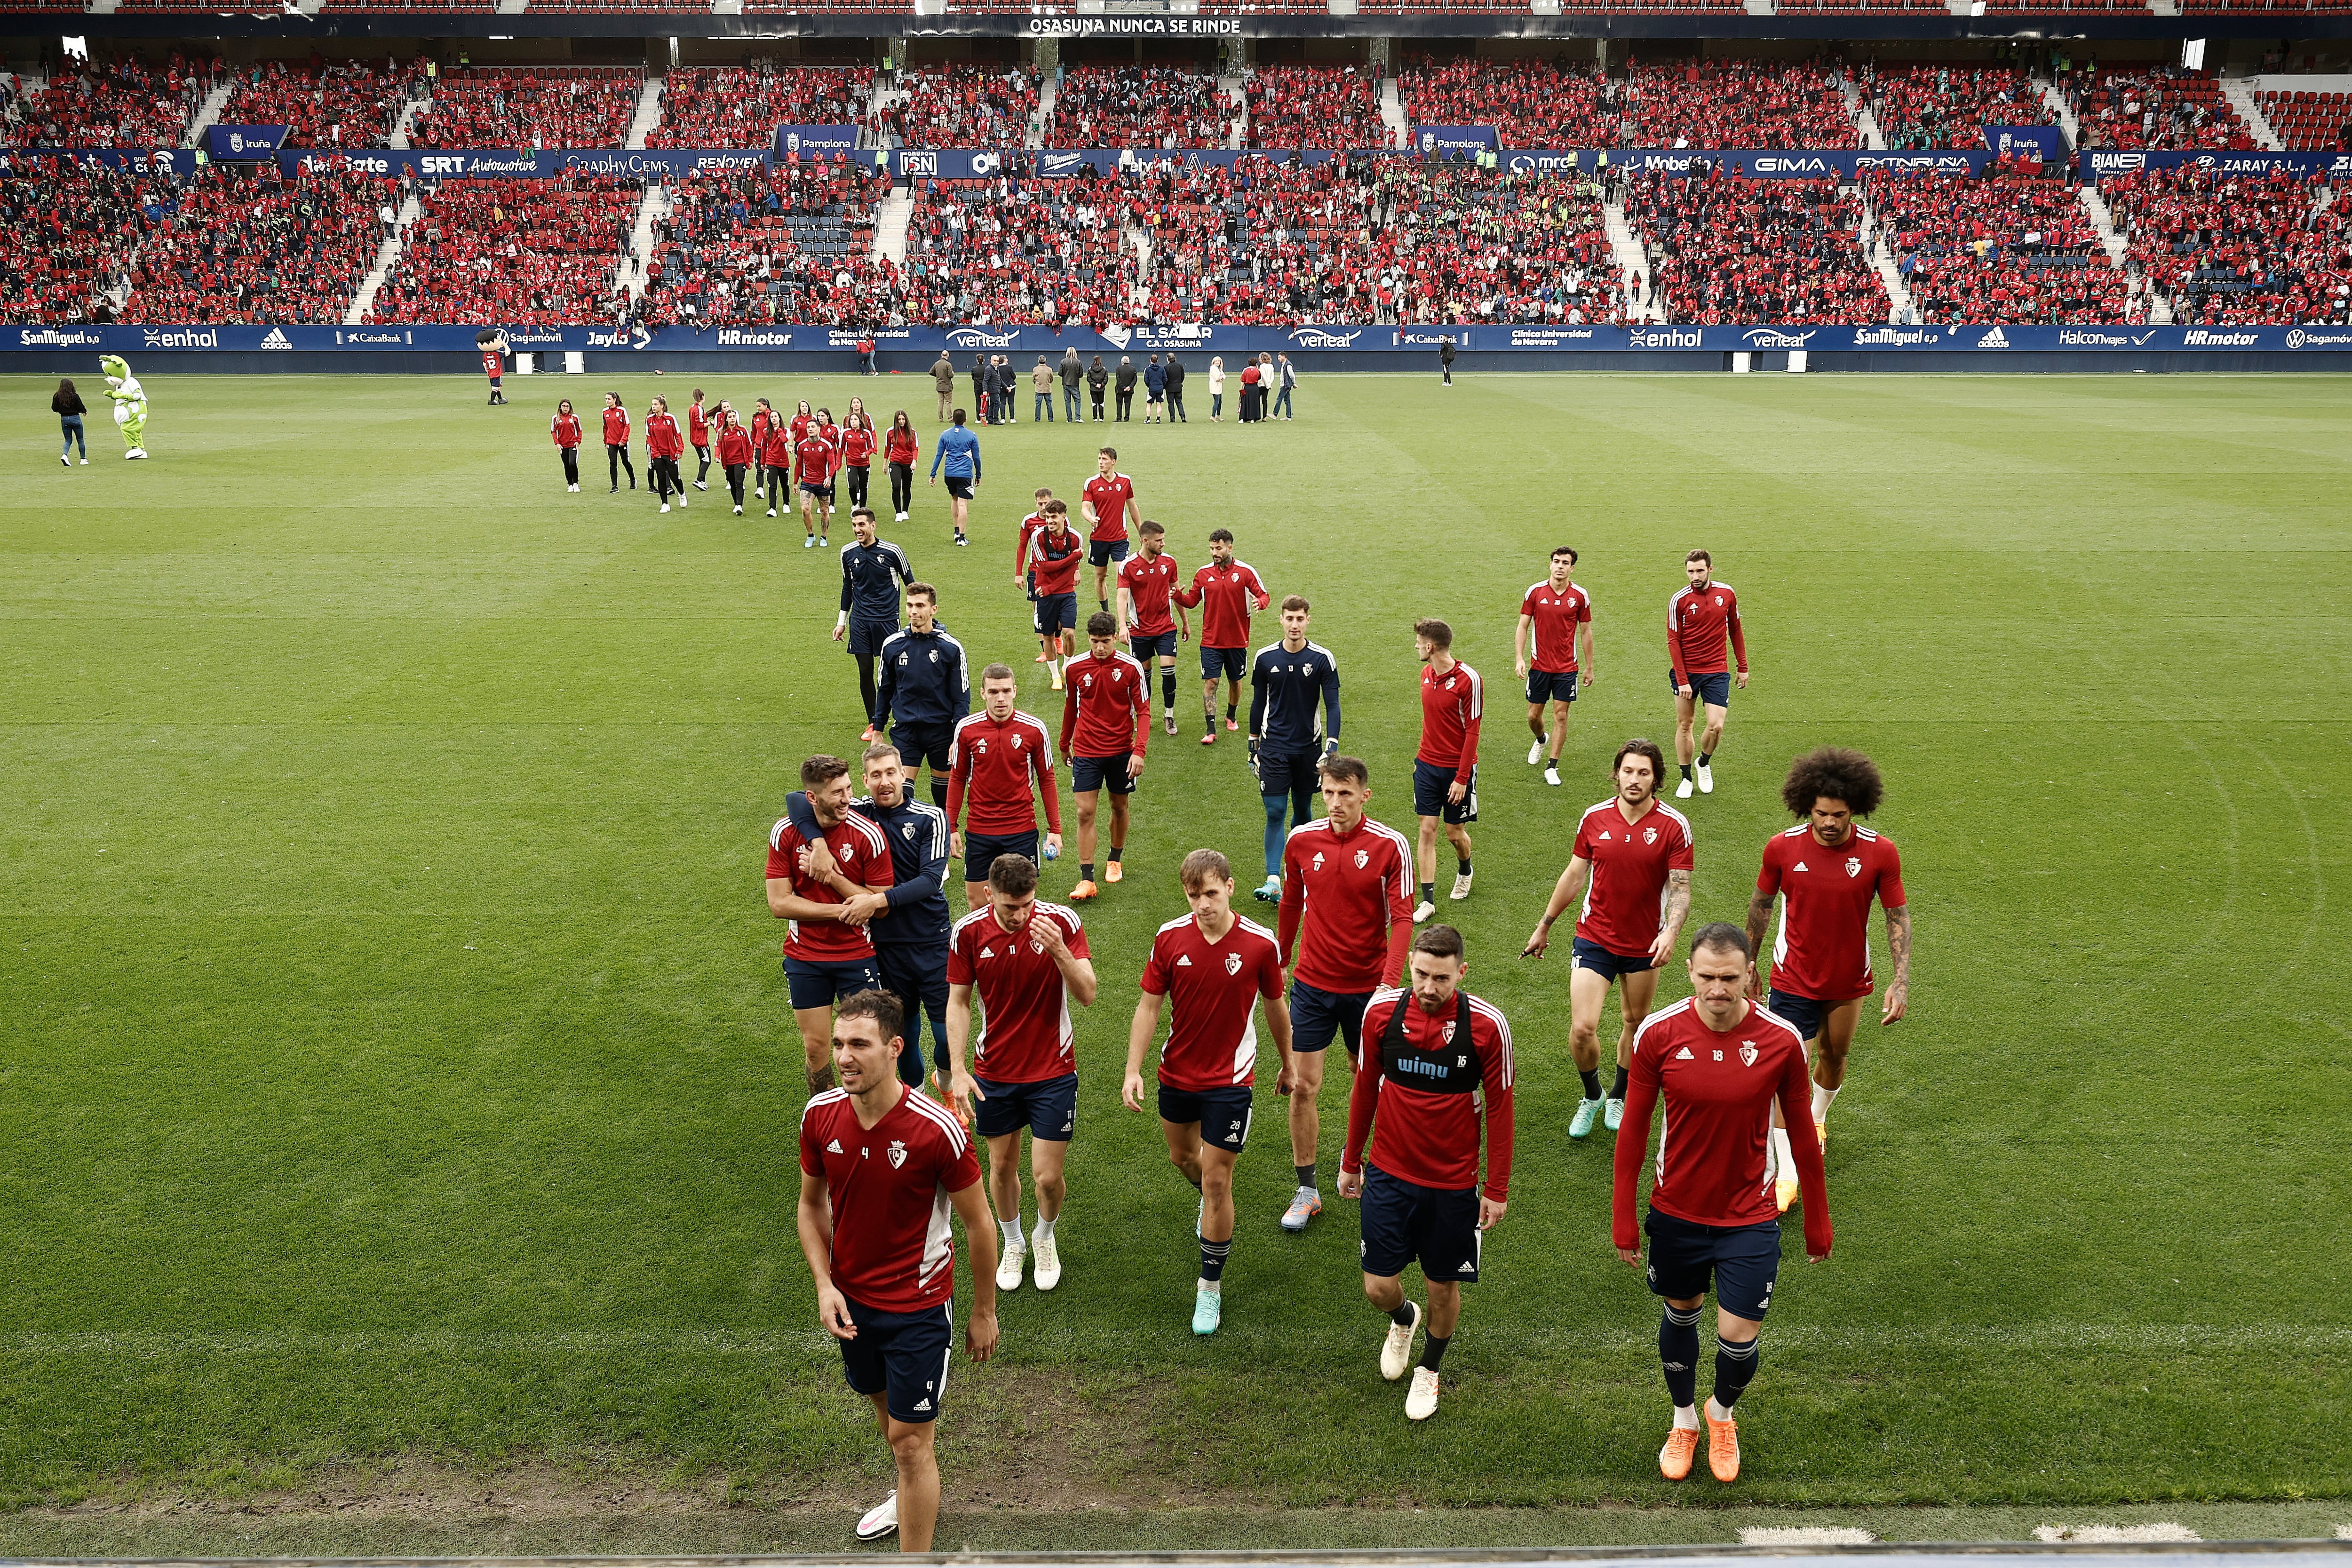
[
  {"xmin": 1163, "ymin": 355, "xmax": 1187, "ymax": 423},
  {"xmin": 970, "ymin": 354, "xmax": 988, "ymax": 422},
  {"xmin": 1087, "ymin": 354, "xmax": 1109, "ymax": 421},
  {"xmin": 1114, "ymin": 355, "xmax": 1138, "ymax": 422},
  {"xmin": 1439, "ymin": 335, "xmax": 1457, "ymax": 386}
]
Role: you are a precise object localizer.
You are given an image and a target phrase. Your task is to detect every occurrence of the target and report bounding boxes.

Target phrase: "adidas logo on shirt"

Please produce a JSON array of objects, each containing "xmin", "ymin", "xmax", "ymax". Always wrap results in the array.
[
  {"xmin": 1794, "ymin": 861, "xmax": 1808, "ymax": 872},
  {"xmin": 826, "ymin": 1138, "xmax": 844, "ymax": 1152},
  {"xmin": 1674, "ymin": 1047, "xmax": 1694, "ymax": 1060},
  {"xmin": 1175, "ymin": 955, "xmax": 1192, "ymax": 966}
]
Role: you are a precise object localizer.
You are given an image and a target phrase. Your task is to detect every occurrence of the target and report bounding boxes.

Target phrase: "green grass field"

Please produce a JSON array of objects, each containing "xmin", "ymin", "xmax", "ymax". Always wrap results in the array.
[{"xmin": 4, "ymin": 371, "xmax": 2348, "ymax": 1552}]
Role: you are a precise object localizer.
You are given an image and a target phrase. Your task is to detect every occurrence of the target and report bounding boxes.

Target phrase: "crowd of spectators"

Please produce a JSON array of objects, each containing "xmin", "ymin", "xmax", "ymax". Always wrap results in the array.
[
  {"xmin": 121, "ymin": 161, "xmax": 398, "ymax": 322},
  {"xmin": 1866, "ymin": 168, "xmax": 2136, "ymax": 322},
  {"xmin": 1398, "ymin": 58, "xmax": 1618, "ymax": 148},
  {"xmin": 901, "ymin": 171, "xmax": 1136, "ymax": 326},
  {"xmin": 0, "ymin": 157, "xmax": 181, "ymax": 321},
  {"xmin": 2104, "ymin": 164, "xmax": 2350, "ymax": 324},
  {"xmin": 1862, "ymin": 64, "xmax": 2056, "ymax": 149},
  {"xmin": 647, "ymin": 66, "xmax": 875, "ymax": 149},
  {"xmin": 0, "ymin": 54, "xmax": 212, "ymax": 148},
  {"xmin": 1619, "ymin": 60, "xmax": 1861, "ymax": 149},
  {"xmin": 2065, "ymin": 65, "xmax": 2252, "ymax": 150},
  {"xmin": 366, "ymin": 172, "xmax": 642, "ymax": 325},
  {"xmin": 879, "ymin": 66, "xmax": 1038, "ymax": 148},
  {"xmin": 637, "ymin": 154, "xmax": 891, "ymax": 326},
  {"xmin": 216, "ymin": 58, "xmax": 422, "ymax": 150},
  {"xmin": 407, "ymin": 68, "xmax": 640, "ymax": 150},
  {"xmin": 1624, "ymin": 167, "xmax": 1885, "ymax": 321},
  {"xmin": 1049, "ymin": 65, "xmax": 1235, "ymax": 150},
  {"xmin": 1244, "ymin": 66, "xmax": 1390, "ymax": 148}
]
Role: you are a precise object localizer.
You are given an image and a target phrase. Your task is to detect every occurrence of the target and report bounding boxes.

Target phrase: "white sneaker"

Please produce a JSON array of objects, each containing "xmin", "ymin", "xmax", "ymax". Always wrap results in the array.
[
  {"xmin": 693, "ymin": 480, "xmax": 708, "ymax": 491},
  {"xmin": 896, "ymin": 510, "xmax": 908, "ymax": 522},
  {"xmin": 1450, "ymin": 872, "xmax": 1473, "ymax": 901},
  {"xmin": 660, "ymin": 503, "xmax": 671, "ymax": 513},
  {"xmin": 855, "ymin": 1490, "xmax": 899, "ymax": 1542},
  {"xmin": 126, "ymin": 448, "xmax": 146, "ymax": 460},
  {"xmin": 1031, "ymin": 1228, "xmax": 1062, "ymax": 1290},
  {"xmin": 1544, "ymin": 766, "xmax": 1561, "ymax": 787},
  {"xmin": 80, "ymin": 457, "xmax": 89, "ymax": 465},
  {"xmin": 568, "ymin": 483, "xmax": 580, "ymax": 493},
  {"xmin": 1527, "ymin": 738, "xmax": 1544, "ymax": 765},
  {"xmin": 60, "ymin": 453, "xmax": 70, "ymax": 467},
  {"xmin": 1379, "ymin": 1300, "xmax": 1422, "ymax": 1381},
  {"xmin": 766, "ymin": 508, "xmax": 778, "ymax": 518},
  {"xmin": 1696, "ymin": 762, "xmax": 1714, "ymax": 794},
  {"xmin": 1675, "ymin": 777, "xmax": 1695, "ymax": 799},
  {"xmin": 1411, "ymin": 899, "xmax": 1436, "ymax": 924},
  {"xmin": 675, "ymin": 495, "xmax": 687, "ymax": 508},
  {"xmin": 995, "ymin": 1236, "xmax": 1026, "ymax": 1291},
  {"xmin": 732, "ymin": 505, "xmax": 743, "ymax": 515},
  {"xmin": 1406, "ymin": 1365, "xmax": 1441, "ymax": 1420}
]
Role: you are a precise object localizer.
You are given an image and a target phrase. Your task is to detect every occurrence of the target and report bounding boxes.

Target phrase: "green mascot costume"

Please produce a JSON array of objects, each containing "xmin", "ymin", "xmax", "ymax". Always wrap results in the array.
[{"xmin": 100, "ymin": 354, "xmax": 149, "ymax": 460}]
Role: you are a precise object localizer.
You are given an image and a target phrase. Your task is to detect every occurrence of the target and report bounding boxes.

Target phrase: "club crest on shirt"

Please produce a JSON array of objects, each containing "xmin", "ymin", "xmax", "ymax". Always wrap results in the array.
[
  {"xmin": 1440, "ymin": 1019, "xmax": 1457, "ymax": 1045},
  {"xmin": 887, "ymin": 1139, "xmax": 908, "ymax": 1169},
  {"xmin": 838, "ymin": 838, "xmax": 855, "ymax": 862},
  {"xmin": 902, "ymin": 821, "xmax": 919, "ymax": 840},
  {"xmin": 1740, "ymin": 1043, "xmax": 1759, "ymax": 1067},
  {"xmin": 1012, "ymin": 736, "xmax": 1025, "ymax": 750},
  {"xmin": 1644, "ymin": 826, "xmax": 1658, "ymax": 844},
  {"xmin": 1224, "ymin": 951, "xmax": 1243, "ymax": 976},
  {"xmin": 1846, "ymin": 856, "xmax": 1862, "ymax": 878},
  {"xmin": 1028, "ymin": 930, "xmax": 1045, "ymax": 954},
  {"xmin": 1354, "ymin": 849, "xmax": 1368, "ymax": 869}
]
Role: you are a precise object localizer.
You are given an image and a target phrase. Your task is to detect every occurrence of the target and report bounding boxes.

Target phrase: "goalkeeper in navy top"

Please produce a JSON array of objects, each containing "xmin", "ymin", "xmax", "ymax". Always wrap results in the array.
[
  {"xmin": 838, "ymin": 508, "xmax": 916, "ymax": 737},
  {"xmin": 873, "ymin": 584, "xmax": 968, "ymax": 811},
  {"xmin": 1247, "ymin": 596, "xmax": 1342, "ymax": 904},
  {"xmin": 1338, "ymin": 923, "xmax": 1513, "ymax": 1425},
  {"xmin": 784, "ymin": 742, "xmax": 956, "ymax": 1092}
]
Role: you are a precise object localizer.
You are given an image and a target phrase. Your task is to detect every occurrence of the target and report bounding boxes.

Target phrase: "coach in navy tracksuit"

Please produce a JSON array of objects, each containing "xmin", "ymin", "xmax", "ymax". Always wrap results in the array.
[
  {"xmin": 873, "ymin": 583, "xmax": 968, "ymax": 811},
  {"xmin": 838, "ymin": 510, "xmax": 915, "ymax": 727},
  {"xmin": 1247, "ymin": 594, "xmax": 1343, "ymax": 901},
  {"xmin": 782, "ymin": 760, "xmax": 953, "ymax": 1088}
]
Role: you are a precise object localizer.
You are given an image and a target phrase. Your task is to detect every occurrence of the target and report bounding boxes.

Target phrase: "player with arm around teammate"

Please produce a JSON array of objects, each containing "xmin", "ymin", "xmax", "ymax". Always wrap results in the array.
[
  {"xmin": 1522, "ymin": 739, "xmax": 1694, "ymax": 1138},
  {"xmin": 1124, "ymin": 849, "xmax": 1294, "ymax": 1335},
  {"xmin": 1743, "ymin": 746, "xmax": 1911, "ymax": 1211},
  {"xmin": 767, "ymin": 754, "xmax": 896, "ymax": 1096},
  {"xmin": 1515, "ymin": 547, "xmax": 1595, "ymax": 788},
  {"xmin": 1668, "ymin": 549, "xmax": 1748, "ymax": 799},
  {"xmin": 1337, "ymin": 924, "xmax": 1513, "ymax": 1423},
  {"xmin": 797, "ymin": 988, "xmax": 999, "ymax": 1550},
  {"xmin": 1612, "ymin": 923, "xmax": 1829, "ymax": 1484}
]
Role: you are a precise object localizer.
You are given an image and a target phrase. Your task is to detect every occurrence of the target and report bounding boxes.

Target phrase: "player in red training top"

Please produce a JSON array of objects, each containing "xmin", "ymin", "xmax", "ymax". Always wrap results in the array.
[
  {"xmin": 1523, "ymin": 738, "xmax": 1693, "ymax": 1140},
  {"xmin": 944, "ymin": 852, "xmax": 1097, "ymax": 1296},
  {"xmin": 686, "ymin": 387, "xmax": 712, "ymax": 493},
  {"xmin": 797, "ymin": 989, "xmax": 999, "ymax": 1551},
  {"xmin": 1276, "ymin": 754, "xmax": 1414, "ymax": 1233},
  {"xmin": 1744, "ymin": 746, "xmax": 1911, "ymax": 1211},
  {"xmin": 839, "ymin": 411, "xmax": 878, "ymax": 517},
  {"xmin": 759, "ymin": 410, "xmax": 795, "ymax": 520},
  {"xmin": 1611, "ymin": 924, "xmax": 1828, "ymax": 1486},
  {"xmin": 1012, "ymin": 486, "xmax": 1057, "ymax": 669},
  {"xmin": 1117, "ymin": 519, "xmax": 1190, "ymax": 737},
  {"xmin": 1667, "ymin": 549, "xmax": 1749, "ymax": 800},
  {"xmin": 1058, "ymin": 612, "xmax": 1150, "ymax": 902},
  {"xmin": 1174, "ymin": 527, "xmax": 1270, "ymax": 744},
  {"xmin": 798, "ymin": 410, "xmax": 842, "ymax": 549},
  {"xmin": 550, "ymin": 398, "xmax": 583, "ymax": 493},
  {"xmin": 1338, "ymin": 924, "xmax": 1513, "ymax": 1424},
  {"xmin": 946, "ymin": 664, "xmax": 1062, "ymax": 910},
  {"xmin": 1026, "ymin": 501, "xmax": 1086, "ymax": 692},
  {"xmin": 1514, "ymin": 546, "xmax": 1596, "ymax": 789},
  {"xmin": 1080, "ymin": 446, "xmax": 1139, "ymax": 613},
  {"xmin": 600, "ymin": 391, "xmax": 636, "ymax": 494},
  {"xmin": 1124, "ymin": 849, "xmax": 1293, "ymax": 1336},
  {"xmin": 768, "ymin": 754, "xmax": 897, "ymax": 1095},
  {"xmin": 715, "ymin": 409, "xmax": 755, "ymax": 515},
  {"xmin": 645, "ymin": 395, "xmax": 686, "ymax": 515},
  {"xmin": 1411, "ymin": 619, "xmax": 1482, "ymax": 921},
  {"xmin": 750, "ymin": 398, "xmax": 776, "ymax": 498}
]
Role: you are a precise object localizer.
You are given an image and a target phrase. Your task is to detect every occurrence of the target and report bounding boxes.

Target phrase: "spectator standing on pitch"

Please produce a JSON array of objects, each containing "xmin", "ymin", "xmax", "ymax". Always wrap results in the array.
[
  {"xmin": 944, "ymin": 853, "xmax": 1097, "ymax": 1296},
  {"xmin": 1207, "ymin": 358, "xmax": 1226, "ymax": 421},
  {"xmin": 1339, "ymin": 924, "xmax": 1514, "ymax": 1423},
  {"xmin": 837, "ymin": 507, "xmax": 916, "ymax": 736},
  {"xmin": 1238, "ymin": 356, "xmax": 1262, "ymax": 423},
  {"xmin": 1114, "ymin": 355, "xmax": 1138, "ymax": 422},
  {"xmin": 1438, "ymin": 336, "xmax": 1457, "ymax": 386},
  {"xmin": 885, "ymin": 412, "xmax": 920, "ymax": 525},
  {"xmin": 1125, "ymin": 848, "xmax": 1293, "ymax": 1336},
  {"xmin": 928, "ymin": 410, "xmax": 980, "ymax": 547},
  {"xmin": 1668, "ymin": 549, "xmax": 1748, "ymax": 799},
  {"xmin": 1087, "ymin": 354, "xmax": 1110, "ymax": 422},
  {"xmin": 993, "ymin": 357, "xmax": 1017, "ymax": 426},
  {"xmin": 768, "ymin": 754, "xmax": 897, "ymax": 1095},
  {"xmin": 796, "ymin": 989, "xmax": 998, "ymax": 1553},
  {"xmin": 1613, "ymin": 923, "xmax": 1828, "ymax": 1484},
  {"xmin": 1248, "ymin": 595, "xmax": 1342, "ymax": 903},
  {"xmin": 54, "ymin": 378, "xmax": 88, "ymax": 467},
  {"xmin": 716, "ymin": 408, "xmax": 754, "ymax": 514},
  {"xmin": 969, "ymin": 354, "xmax": 987, "ymax": 424},
  {"xmin": 1164, "ymin": 355, "xmax": 1187, "ymax": 423},
  {"xmin": 1410, "ymin": 619, "xmax": 1482, "ymax": 920},
  {"xmin": 1032, "ymin": 356, "xmax": 1056, "ymax": 423},
  {"xmin": 1272, "ymin": 354, "xmax": 1296, "ymax": 420},
  {"xmin": 873, "ymin": 582, "xmax": 968, "ymax": 812},
  {"xmin": 601, "ymin": 391, "xmax": 635, "ymax": 493},
  {"xmin": 549, "ymin": 397, "xmax": 582, "ymax": 492},
  {"xmin": 1060, "ymin": 346, "xmax": 1084, "ymax": 422},
  {"xmin": 1276, "ymin": 755, "xmax": 1414, "ymax": 1234},
  {"xmin": 783, "ymin": 746, "xmax": 955, "ymax": 1092},
  {"xmin": 1143, "ymin": 354, "xmax": 1167, "ymax": 424},
  {"xmin": 1176, "ymin": 527, "xmax": 1271, "ymax": 744},
  {"xmin": 932, "ymin": 351, "xmax": 956, "ymax": 423}
]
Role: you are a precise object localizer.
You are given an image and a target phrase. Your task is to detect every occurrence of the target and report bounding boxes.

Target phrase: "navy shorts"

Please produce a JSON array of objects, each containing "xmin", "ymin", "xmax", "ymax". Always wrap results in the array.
[
  {"xmin": 1088, "ymin": 537, "xmax": 1129, "ymax": 568},
  {"xmin": 1254, "ymin": 748, "xmax": 1323, "ymax": 803},
  {"xmin": 1767, "ymin": 989, "xmax": 1830, "ymax": 1044},
  {"xmin": 839, "ymin": 1297, "xmax": 954, "ymax": 1423},
  {"xmin": 1129, "ymin": 631, "xmax": 1177, "ymax": 661},
  {"xmin": 974, "ymin": 1071, "xmax": 1077, "ymax": 1141},
  {"xmin": 784, "ymin": 954, "xmax": 882, "ymax": 1010},
  {"xmin": 888, "ymin": 721, "xmax": 952, "ymax": 774},
  {"xmin": 962, "ymin": 829, "xmax": 1039, "ymax": 885},
  {"xmin": 1071, "ymin": 753, "xmax": 1135, "ymax": 795},
  {"xmin": 848, "ymin": 617, "xmax": 898, "ymax": 657},
  {"xmin": 1672, "ymin": 668, "xmax": 1733, "ymax": 709},
  {"xmin": 1288, "ymin": 978, "xmax": 1373, "ymax": 1057},
  {"xmin": 1412, "ymin": 758, "xmax": 1478, "ymax": 825},
  {"xmin": 1160, "ymin": 1082, "xmax": 1255, "ymax": 1151},
  {"xmin": 944, "ymin": 476, "xmax": 973, "ymax": 500},
  {"xmin": 877, "ymin": 941, "xmax": 952, "ymax": 1078},
  {"xmin": 1526, "ymin": 669, "xmax": 1581, "ymax": 705},
  {"xmin": 1201, "ymin": 645, "xmax": 1247, "ymax": 682},
  {"xmin": 1038, "ymin": 592, "xmax": 1078, "ymax": 635},
  {"xmin": 1571, "ymin": 935, "xmax": 1656, "ymax": 980},
  {"xmin": 800, "ymin": 480, "xmax": 835, "ymax": 502},
  {"xmin": 1644, "ymin": 1207, "xmax": 1780, "ymax": 1322},
  {"xmin": 1360, "ymin": 1165, "xmax": 1480, "ymax": 1283}
]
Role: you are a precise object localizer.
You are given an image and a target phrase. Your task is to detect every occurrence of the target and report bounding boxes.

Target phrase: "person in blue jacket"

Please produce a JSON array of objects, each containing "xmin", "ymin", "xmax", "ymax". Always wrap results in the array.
[
  {"xmin": 928, "ymin": 408, "xmax": 981, "ymax": 548},
  {"xmin": 873, "ymin": 582, "xmax": 969, "ymax": 811},
  {"xmin": 1143, "ymin": 354, "xmax": 1168, "ymax": 425}
]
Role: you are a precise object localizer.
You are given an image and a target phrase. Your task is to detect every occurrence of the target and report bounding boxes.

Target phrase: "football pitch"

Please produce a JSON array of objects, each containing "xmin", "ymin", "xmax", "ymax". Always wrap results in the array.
[{"xmin": 3, "ymin": 370, "xmax": 2348, "ymax": 1554}]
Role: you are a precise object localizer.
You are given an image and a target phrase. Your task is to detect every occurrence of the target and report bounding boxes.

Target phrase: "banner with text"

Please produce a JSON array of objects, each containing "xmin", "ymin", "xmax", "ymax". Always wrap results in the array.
[
  {"xmin": 208, "ymin": 125, "xmax": 290, "ymax": 159},
  {"xmin": 1412, "ymin": 125, "xmax": 1500, "ymax": 155},
  {"xmin": 2079, "ymin": 148, "xmax": 2352, "ymax": 182},
  {"xmin": 1983, "ymin": 124, "xmax": 2067, "ymax": 162},
  {"xmin": 772, "ymin": 124, "xmax": 862, "ymax": 156},
  {"xmin": 274, "ymin": 147, "xmax": 875, "ymax": 180}
]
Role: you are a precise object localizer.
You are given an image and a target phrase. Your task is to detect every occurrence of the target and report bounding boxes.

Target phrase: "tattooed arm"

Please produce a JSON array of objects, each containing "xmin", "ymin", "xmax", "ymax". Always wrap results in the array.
[
  {"xmin": 1881, "ymin": 904, "xmax": 1912, "ymax": 1024},
  {"xmin": 1744, "ymin": 887, "xmax": 1775, "ymax": 971},
  {"xmin": 1651, "ymin": 868, "xmax": 1692, "ymax": 966}
]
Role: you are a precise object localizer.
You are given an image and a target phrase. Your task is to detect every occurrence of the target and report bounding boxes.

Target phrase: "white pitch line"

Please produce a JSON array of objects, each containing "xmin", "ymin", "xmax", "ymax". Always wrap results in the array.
[
  {"xmin": 2034, "ymin": 1524, "xmax": 2203, "ymax": 1544},
  {"xmin": 1740, "ymin": 1527, "xmax": 1880, "ymax": 1545}
]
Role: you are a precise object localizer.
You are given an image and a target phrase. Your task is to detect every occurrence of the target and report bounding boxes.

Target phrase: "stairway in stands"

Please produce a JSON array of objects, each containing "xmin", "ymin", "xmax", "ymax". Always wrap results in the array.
[
  {"xmin": 2220, "ymin": 77, "xmax": 2284, "ymax": 149},
  {"xmin": 625, "ymin": 76, "xmax": 665, "ymax": 150},
  {"xmin": 184, "ymin": 78, "xmax": 236, "ymax": 150},
  {"xmin": 346, "ymin": 195, "xmax": 421, "ymax": 326}
]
